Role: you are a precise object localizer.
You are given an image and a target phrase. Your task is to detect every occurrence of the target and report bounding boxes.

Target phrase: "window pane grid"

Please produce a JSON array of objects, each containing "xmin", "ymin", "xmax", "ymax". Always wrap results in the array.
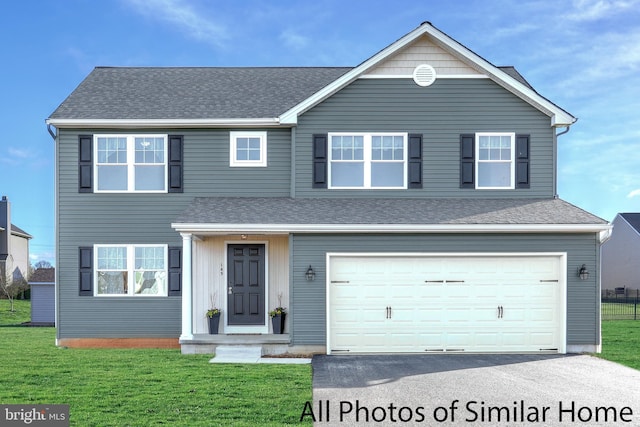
[
  {"xmin": 97, "ymin": 246, "xmax": 127, "ymax": 270},
  {"xmin": 135, "ymin": 137, "xmax": 165, "ymax": 164},
  {"xmin": 95, "ymin": 135, "xmax": 167, "ymax": 192},
  {"xmin": 476, "ymin": 133, "xmax": 514, "ymax": 188},
  {"xmin": 331, "ymin": 135, "xmax": 364, "ymax": 161},
  {"xmin": 97, "ymin": 137, "xmax": 127, "ymax": 164},
  {"xmin": 329, "ymin": 133, "xmax": 406, "ymax": 188},
  {"xmin": 236, "ymin": 137, "xmax": 262, "ymax": 161},
  {"xmin": 96, "ymin": 245, "xmax": 167, "ymax": 296},
  {"xmin": 372, "ymin": 135, "xmax": 404, "ymax": 161}
]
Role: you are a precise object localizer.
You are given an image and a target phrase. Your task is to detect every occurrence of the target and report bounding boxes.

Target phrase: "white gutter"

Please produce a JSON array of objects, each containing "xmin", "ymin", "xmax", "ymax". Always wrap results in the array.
[
  {"xmin": 45, "ymin": 118, "xmax": 283, "ymax": 129},
  {"xmin": 172, "ymin": 222, "xmax": 612, "ymax": 235}
]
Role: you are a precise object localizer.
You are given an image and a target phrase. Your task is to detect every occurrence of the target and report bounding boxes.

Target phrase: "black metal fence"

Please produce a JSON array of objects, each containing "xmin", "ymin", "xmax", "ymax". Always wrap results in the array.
[{"xmin": 601, "ymin": 289, "xmax": 640, "ymax": 320}]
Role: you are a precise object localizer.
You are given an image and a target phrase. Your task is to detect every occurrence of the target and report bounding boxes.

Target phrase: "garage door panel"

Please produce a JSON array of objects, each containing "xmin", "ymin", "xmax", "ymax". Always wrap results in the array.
[
  {"xmin": 329, "ymin": 255, "xmax": 563, "ymax": 354},
  {"xmin": 474, "ymin": 332, "xmax": 500, "ymax": 347}
]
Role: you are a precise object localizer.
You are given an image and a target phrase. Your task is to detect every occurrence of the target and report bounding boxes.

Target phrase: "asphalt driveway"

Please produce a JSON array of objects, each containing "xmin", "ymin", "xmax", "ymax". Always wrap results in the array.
[{"xmin": 311, "ymin": 354, "xmax": 640, "ymax": 426}]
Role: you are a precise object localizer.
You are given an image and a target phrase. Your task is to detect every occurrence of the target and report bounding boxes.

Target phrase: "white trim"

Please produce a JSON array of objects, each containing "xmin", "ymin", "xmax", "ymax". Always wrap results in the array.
[
  {"xmin": 94, "ymin": 134, "xmax": 168, "ymax": 193},
  {"xmin": 229, "ymin": 131, "xmax": 268, "ymax": 167},
  {"xmin": 326, "ymin": 252, "xmax": 567, "ymax": 354},
  {"xmin": 279, "ymin": 22, "xmax": 576, "ymax": 127},
  {"xmin": 172, "ymin": 222, "xmax": 612, "ymax": 235},
  {"xmin": 359, "ymin": 74, "xmax": 489, "ymax": 79},
  {"xmin": 180, "ymin": 233, "xmax": 193, "ymax": 341},
  {"xmin": 222, "ymin": 240, "xmax": 270, "ymax": 334},
  {"xmin": 475, "ymin": 132, "xmax": 516, "ymax": 190},
  {"xmin": 93, "ymin": 244, "xmax": 169, "ymax": 297},
  {"xmin": 45, "ymin": 118, "xmax": 282, "ymax": 128},
  {"xmin": 327, "ymin": 132, "xmax": 408, "ymax": 189}
]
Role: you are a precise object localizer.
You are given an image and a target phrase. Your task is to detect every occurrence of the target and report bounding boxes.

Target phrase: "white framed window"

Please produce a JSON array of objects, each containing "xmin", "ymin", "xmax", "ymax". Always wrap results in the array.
[
  {"xmin": 329, "ymin": 133, "xmax": 407, "ymax": 189},
  {"xmin": 476, "ymin": 132, "xmax": 515, "ymax": 189},
  {"xmin": 95, "ymin": 135, "xmax": 168, "ymax": 192},
  {"xmin": 95, "ymin": 244, "xmax": 168, "ymax": 296},
  {"xmin": 230, "ymin": 131, "xmax": 267, "ymax": 167}
]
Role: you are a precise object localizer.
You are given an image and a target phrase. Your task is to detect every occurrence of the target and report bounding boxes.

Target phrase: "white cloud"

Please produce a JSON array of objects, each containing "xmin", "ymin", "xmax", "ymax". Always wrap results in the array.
[
  {"xmin": 8, "ymin": 148, "xmax": 30, "ymax": 159},
  {"xmin": 568, "ymin": 0, "xmax": 640, "ymax": 21},
  {"xmin": 627, "ymin": 189, "xmax": 640, "ymax": 198},
  {"xmin": 124, "ymin": 0, "xmax": 228, "ymax": 48},
  {"xmin": 279, "ymin": 30, "xmax": 310, "ymax": 50}
]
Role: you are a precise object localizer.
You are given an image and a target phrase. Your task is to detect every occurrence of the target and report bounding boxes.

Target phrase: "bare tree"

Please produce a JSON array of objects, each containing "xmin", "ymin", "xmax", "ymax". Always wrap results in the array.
[
  {"xmin": 34, "ymin": 260, "xmax": 52, "ymax": 269},
  {"xmin": 0, "ymin": 258, "xmax": 29, "ymax": 312}
]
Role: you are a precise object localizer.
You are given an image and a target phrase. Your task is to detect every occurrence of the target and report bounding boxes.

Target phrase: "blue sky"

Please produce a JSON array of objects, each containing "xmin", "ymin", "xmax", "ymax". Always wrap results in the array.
[{"xmin": 1, "ymin": 0, "xmax": 639, "ymax": 266}]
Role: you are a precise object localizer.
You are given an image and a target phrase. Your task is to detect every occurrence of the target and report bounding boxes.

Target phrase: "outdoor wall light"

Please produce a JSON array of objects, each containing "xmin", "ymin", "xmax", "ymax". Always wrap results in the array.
[
  {"xmin": 578, "ymin": 264, "xmax": 589, "ymax": 281},
  {"xmin": 305, "ymin": 265, "xmax": 316, "ymax": 281}
]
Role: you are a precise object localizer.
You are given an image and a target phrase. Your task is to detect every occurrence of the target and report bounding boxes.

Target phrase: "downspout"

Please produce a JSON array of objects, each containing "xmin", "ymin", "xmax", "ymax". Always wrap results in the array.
[
  {"xmin": 46, "ymin": 121, "xmax": 59, "ymax": 344},
  {"xmin": 47, "ymin": 123, "xmax": 57, "ymax": 140},
  {"xmin": 553, "ymin": 124, "xmax": 573, "ymax": 198},
  {"xmin": 290, "ymin": 127, "xmax": 296, "ymax": 198}
]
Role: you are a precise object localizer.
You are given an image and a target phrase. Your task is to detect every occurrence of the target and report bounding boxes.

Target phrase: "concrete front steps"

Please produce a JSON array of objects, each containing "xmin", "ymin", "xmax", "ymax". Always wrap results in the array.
[{"xmin": 209, "ymin": 345, "xmax": 311, "ymax": 364}]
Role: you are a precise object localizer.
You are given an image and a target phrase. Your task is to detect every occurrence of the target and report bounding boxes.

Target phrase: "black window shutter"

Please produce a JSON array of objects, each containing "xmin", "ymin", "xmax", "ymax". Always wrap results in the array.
[
  {"xmin": 460, "ymin": 134, "xmax": 475, "ymax": 188},
  {"xmin": 312, "ymin": 134, "xmax": 328, "ymax": 188},
  {"xmin": 78, "ymin": 135, "xmax": 93, "ymax": 193},
  {"xmin": 407, "ymin": 133, "xmax": 423, "ymax": 189},
  {"xmin": 79, "ymin": 246, "xmax": 93, "ymax": 296},
  {"xmin": 168, "ymin": 135, "xmax": 184, "ymax": 193},
  {"xmin": 168, "ymin": 246, "xmax": 182, "ymax": 296},
  {"xmin": 516, "ymin": 134, "xmax": 530, "ymax": 189}
]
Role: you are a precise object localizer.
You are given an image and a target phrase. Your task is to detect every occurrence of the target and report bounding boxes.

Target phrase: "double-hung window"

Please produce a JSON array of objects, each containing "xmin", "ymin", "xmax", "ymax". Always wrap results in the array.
[
  {"xmin": 476, "ymin": 132, "xmax": 515, "ymax": 189},
  {"xmin": 95, "ymin": 135, "xmax": 168, "ymax": 192},
  {"xmin": 230, "ymin": 131, "xmax": 267, "ymax": 167},
  {"xmin": 95, "ymin": 244, "xmax": 168, "ymax": 296},
  {"xmin": 329, "ymin": 133, "xmax": 407, "ymax": 189}
]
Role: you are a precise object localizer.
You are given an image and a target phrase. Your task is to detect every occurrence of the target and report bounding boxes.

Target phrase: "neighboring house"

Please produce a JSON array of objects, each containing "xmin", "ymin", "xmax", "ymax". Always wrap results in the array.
[
  {"xmin": 46, "ymin": 22, "xmax": 610, "ymax": 355},
  {"xmin": 601, "ymin": 213, "xmax": 640, "ymax": 294},
  {"xmin": 0, "ymin": 196, "xmax": 32, "ymax": 286},
  {"xmin": 30, "ymin": 267, "xmax": 55, "ymax": 325}
]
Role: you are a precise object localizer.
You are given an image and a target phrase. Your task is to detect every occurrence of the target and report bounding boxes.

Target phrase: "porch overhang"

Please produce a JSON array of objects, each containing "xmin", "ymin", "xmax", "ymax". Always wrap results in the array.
[
  {"xmin": 172, "ymin": 222, "xmax": 611, "ymax": 242},
  {"xmin": 172, "ymin": 196, "xmax": 610, "ymax": 241}
]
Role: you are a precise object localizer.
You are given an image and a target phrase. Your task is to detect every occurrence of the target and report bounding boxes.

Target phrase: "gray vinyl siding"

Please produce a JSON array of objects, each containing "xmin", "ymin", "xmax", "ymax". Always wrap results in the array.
[
  {"xmin": 56, "ymin": 127, "xmax": 291, "ymax": 338},
  {"xmin": 295, "ymin": 78, "xmax": 554, "ymax": 198},
  {"xmin": 31, "ymin": 283, "xmax": 55, "ymax": 324},
  {"xmin": 290, "ymin": 233, "xmax": 600, "ymax": 348}
]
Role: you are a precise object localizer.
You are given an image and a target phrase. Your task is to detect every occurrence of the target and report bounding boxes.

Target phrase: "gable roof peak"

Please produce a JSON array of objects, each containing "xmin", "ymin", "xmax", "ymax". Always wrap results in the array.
[{"xmin": 281, "ymin": 21, "xmax": 576, "ymax": 127}]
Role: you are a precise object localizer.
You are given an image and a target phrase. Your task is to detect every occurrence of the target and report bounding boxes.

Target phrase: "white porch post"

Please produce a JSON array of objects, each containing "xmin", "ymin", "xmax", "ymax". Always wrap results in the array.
[{"xmin": 180, "ymin": 233, "xmax": 193, "ymax": 341}]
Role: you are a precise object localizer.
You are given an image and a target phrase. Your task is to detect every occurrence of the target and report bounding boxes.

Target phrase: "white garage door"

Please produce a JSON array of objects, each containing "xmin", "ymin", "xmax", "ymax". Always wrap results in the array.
[{"xmin": 328, "ymin": 254, "xmax": 565, "ymax": 354}]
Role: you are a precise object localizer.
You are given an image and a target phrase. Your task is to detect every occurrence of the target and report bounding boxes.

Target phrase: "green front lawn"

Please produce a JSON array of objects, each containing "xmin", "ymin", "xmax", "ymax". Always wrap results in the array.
[
  {"xmin": 0, "ymin": 300, "xmax": 312, "ymax": 426},
  {"xmin": 2, "ymin": 300, "xmax": 639, "ymax": 425},
  {"xmin": 597, "ymin": 320, "xmax": 640, "ymax": 370}
]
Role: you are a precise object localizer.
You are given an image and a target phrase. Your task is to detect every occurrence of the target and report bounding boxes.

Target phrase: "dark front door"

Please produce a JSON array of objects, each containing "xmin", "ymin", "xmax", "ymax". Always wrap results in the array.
[{"xmin": 227, "ymin": 244, "xmax": 265, "ymax": 326}]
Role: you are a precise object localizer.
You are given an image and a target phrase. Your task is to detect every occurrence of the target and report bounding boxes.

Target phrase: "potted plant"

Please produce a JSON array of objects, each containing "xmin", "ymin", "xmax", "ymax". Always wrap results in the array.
[
  {"xmin": 269, "ymin": 294, "xmax": 287, "ymax": 334},
  {"xmin": 206, "ymin": 293, "xmax": 221, "ymax": 334}
]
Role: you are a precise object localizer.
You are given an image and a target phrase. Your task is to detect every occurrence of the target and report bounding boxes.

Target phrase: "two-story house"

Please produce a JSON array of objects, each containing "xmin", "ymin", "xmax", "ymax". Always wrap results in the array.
[
  {"xmin": 0, "ymin": 196, "xmax": 32, "ymax": 286},
  {"xmin": 47, "ymin": 22, "xmax": 610, "ymax": 355}
]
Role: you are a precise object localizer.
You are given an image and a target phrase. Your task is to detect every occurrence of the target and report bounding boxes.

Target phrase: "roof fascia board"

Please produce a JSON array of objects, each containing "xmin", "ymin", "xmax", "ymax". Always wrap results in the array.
[
  {"xmin": 280, "ymin": 22, "xmax": 576, "ymax": 127},
  {"xmin": 279, "ymin": 24, "xmax": 427, "ymax": 124},
  {"xmin": 45, "ymin": 118, "xmax": 283, "ymax": 129},
  {"xmin": 423, "ymin": 24, "xmax": 576, "ymax": 127},
  {"xmin": 172, "ymin": 222, "xmax": 611, "ymax": 235}
]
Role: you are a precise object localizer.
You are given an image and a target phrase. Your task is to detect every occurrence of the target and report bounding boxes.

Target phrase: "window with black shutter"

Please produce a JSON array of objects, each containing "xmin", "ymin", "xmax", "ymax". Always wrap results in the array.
[{"xmin": 312, "ymin": 134, "xmax": 328, "ymax": 188}]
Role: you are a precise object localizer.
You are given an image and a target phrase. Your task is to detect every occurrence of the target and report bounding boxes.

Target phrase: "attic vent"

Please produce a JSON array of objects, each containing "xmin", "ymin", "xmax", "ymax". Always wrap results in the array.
[{"xmin": 413, "ymin": 64, "xmax": 437, "ymax": 87}]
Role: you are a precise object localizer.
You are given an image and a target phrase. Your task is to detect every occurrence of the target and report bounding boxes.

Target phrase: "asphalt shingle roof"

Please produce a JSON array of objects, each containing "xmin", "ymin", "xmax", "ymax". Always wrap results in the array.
[
  {"xmin": 620, "ymin": 213, "xmax": 640, "ymax": 233},
  {"xmin": 30, "ymin": 268, "xmax": 55, "ymax": 284},
  {"xmin": 174, "ymin": 197, "xmax": 607, "ymax": 226},
  {"xmin": 49, "ymin": 67, "xmax": 352, "ymax": 120}
]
